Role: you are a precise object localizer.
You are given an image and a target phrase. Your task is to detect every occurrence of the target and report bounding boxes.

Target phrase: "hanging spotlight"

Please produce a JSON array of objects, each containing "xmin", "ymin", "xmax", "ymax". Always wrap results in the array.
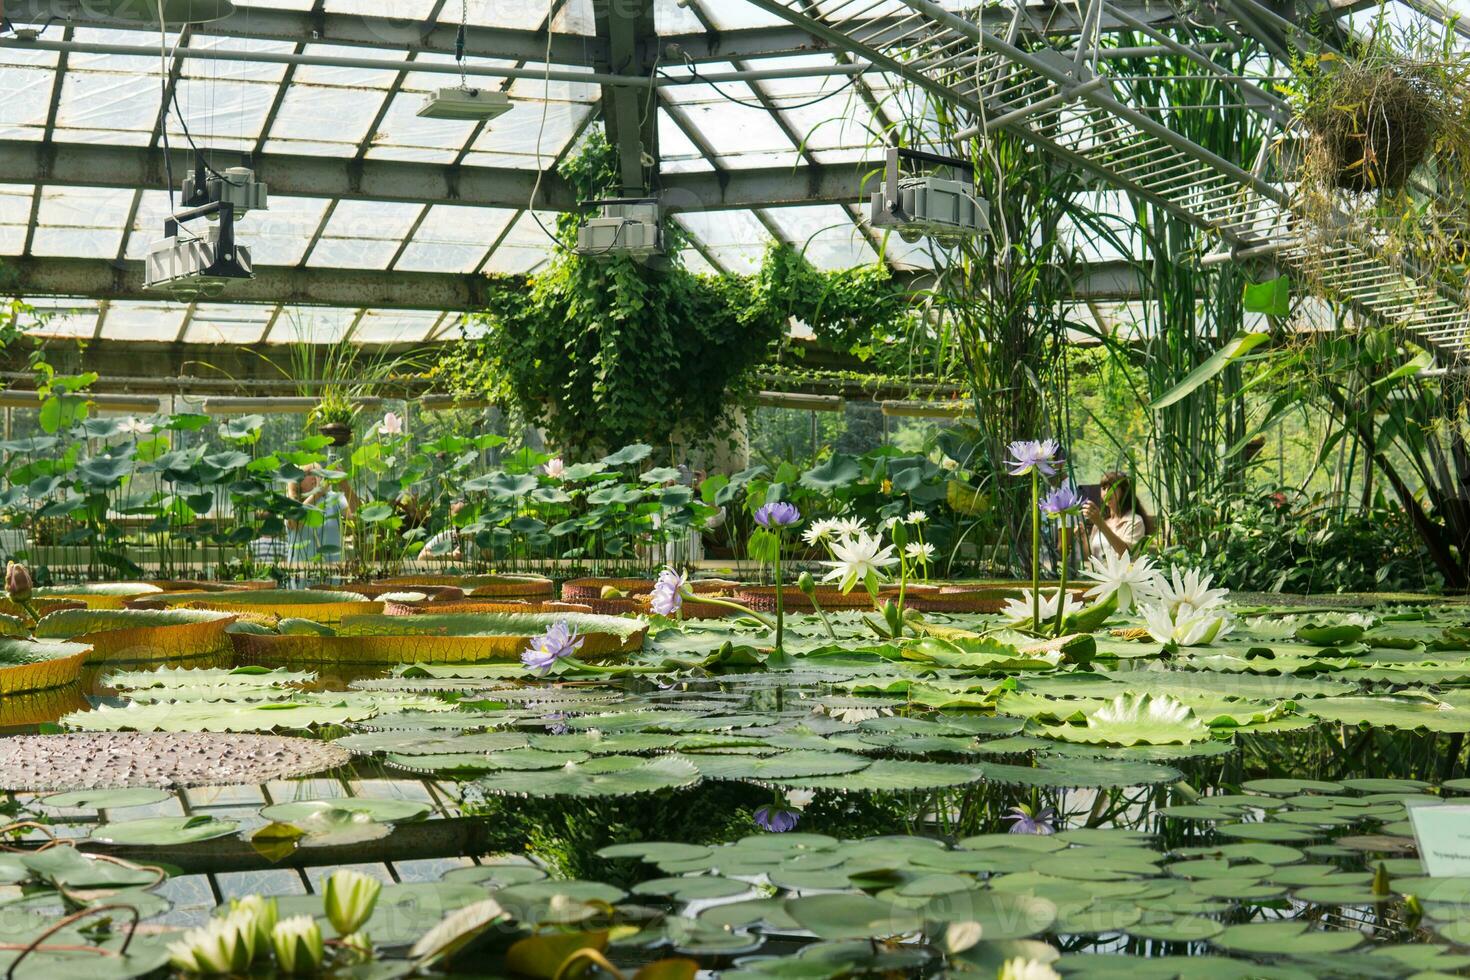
[
  {"xmin": 418, "ymin": 14, "xmax": 514, "ymax": 121},
  {"xmin": 869, "ymin": 144, "xmax": 989, "ymax": 248},
  {"xmin": 575, "ymin": 199, "xmax": 663, "ymax": 260},
  {"xmin": 417, "ymin": 86, "xmax": 513, "ymax": 121},
  {"xmin": 144, "ymin": 152, "xmax": 265, "ymax": 298}
]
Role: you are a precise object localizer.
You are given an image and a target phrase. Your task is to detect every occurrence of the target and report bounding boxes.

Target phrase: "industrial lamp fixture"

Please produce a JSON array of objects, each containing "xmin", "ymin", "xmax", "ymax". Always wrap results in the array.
[{"xmin": 869, "ymin": 144, "xmax": 989, "ymax": 248}]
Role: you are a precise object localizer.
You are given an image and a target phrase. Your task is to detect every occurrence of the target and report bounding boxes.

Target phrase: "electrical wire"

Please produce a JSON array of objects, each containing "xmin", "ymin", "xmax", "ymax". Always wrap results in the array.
[
  {"xmin": 525, "ymin": 0, "xmax": 561, "ymax": 247},
  {"xmin": 660, "ymin": 58, "xmax": 866, "ymax": 111}
]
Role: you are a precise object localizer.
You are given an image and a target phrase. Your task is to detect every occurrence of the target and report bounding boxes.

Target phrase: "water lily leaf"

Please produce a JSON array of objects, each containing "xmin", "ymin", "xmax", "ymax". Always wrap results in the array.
[
  {"xmin": 680, "ymin": 751, "xmax": 870, "ymax": 781},
  {"xmin": 40, "ymin": 788, "xmax": 172, "ymax": 809},
  {"xmin": 470, "ymin": 755, "xmax": 700, "ymax": 798},
  {"xmin": 631, "ymin": 875, "xmax": 750, "ymax": 901},
  {"xmin": 258, "ymin": 797, "xmax": 431, "ymax": 825},
  {"xmin": 979, "ymin": 758, "xmax": 1182, "ymax": 788},
  {"xmin": 19, "ymin": 848, "xmax": 161, "ymax": 889},
  {"xmin": 1210, "ymin": 920, "xmax": 1363, "ymax": 954},
  {"xmin": 777, "ymin": 759, "xmax": 984, "ymax": 792},
  {"xmin": 87, "ymin": 814, "xmax": 238, "ymax": 845},
  {"xmin": 783, "ymin": 893, "xmax": 924, "ymax": 940}
]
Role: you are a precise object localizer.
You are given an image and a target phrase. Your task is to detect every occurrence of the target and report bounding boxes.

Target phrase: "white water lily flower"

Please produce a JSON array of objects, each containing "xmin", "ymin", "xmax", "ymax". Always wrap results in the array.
[
  {"xmin": 229, "ymin": 894, "xmax": 278, "ymax": 948},
  {"xmin": 324, "ymin": 869, "xmax": 382, "ymax": 936},
  {"xmin": 1155, "ymin": 566, "xmax": 1229, "ymax": 617},
  {"xmin": 1000, "ymin": 588, "xmax": 1079, "ymax": 625},
  {"xmin": 904, "ymin": 541, "xmax": 935, "ymax": 564},
  {"xmin": 998, "ymin": 958, "xmax": 1061, "ymax": 980},
  {"xmin": 271, "ymin": 915, "xmax": 325, "ymax": 974},
  {"xmin": 906, "ymin": 510, "xmax": 929, "ymax": 524},
  {"xmin": 1081, "ymin": 550, "xmax": 1163, "ymax": 614},
  {"xmin": 1142, "ymin": 601, "xmax": 1233, "ymax": 646},
  {"xmin": 831, "ymin": 517, "xmax": 868, "ymax": 540},
  {"xmin": 168, "ymin": 909, "xmax": 259, "ymax": 974},
  {"xmin": 801, "ymin": 518, "xmax": 841, "ymax": 546},
  {"xmin": 879, "ymin": 515, "xmax": 901, "ymax": 531},
  {"xmin": 821, "ymin": 531, "xmax": 899, "ymax": 593}
]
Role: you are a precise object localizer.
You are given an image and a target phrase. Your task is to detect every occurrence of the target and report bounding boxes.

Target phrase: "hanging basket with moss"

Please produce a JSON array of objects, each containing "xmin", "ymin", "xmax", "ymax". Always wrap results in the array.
[{"xmin": 1302, "ymin": 61, "xmax": 1440, "ymax": 193}]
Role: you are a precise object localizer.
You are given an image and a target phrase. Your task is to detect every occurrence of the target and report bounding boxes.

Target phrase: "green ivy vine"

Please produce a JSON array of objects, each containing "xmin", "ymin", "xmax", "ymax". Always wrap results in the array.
[{"xmin": 447, "ymin": 132, "xmax": 913, "ymax": 457}]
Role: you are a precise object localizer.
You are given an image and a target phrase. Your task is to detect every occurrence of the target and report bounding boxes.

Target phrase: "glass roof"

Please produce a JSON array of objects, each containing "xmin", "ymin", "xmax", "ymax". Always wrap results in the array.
[{"xmin": 0, "ymin": 0, "xmax": 927, "ymax": 346}]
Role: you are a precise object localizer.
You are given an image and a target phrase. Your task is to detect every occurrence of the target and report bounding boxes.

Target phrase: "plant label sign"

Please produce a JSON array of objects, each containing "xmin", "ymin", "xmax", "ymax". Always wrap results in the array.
[{"xmin": 1408, "ymin": 803, "xmax": 1470, "ymax": 876}]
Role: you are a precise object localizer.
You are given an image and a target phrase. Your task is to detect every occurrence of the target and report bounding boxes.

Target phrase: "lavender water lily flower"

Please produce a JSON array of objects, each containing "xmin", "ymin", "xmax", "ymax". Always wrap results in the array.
[
  {"xmin": 1003, "ymin": 805, "xmax": 1058, "ymax": 835},
  {"xmin": 1005, "ymin": 439, "xmax": 1062, "ymax": 477},
  {"xmin": 754, "ymin": 501, "xmax": 802, "ymax": 528},
  {"xmin": 1039, "ymin": 482, "xmax": 1083, "ymax": 518},
  {"xmin": 754, "ymin": 804, "xmax": 800, "ymax": 833},
  {"xmin": 651, "ymin": 567, "xmax": 686, "ymax": 617},
  {"xmin": 520, "ymin": 621, "xmax": 585, "ymax": 675}
]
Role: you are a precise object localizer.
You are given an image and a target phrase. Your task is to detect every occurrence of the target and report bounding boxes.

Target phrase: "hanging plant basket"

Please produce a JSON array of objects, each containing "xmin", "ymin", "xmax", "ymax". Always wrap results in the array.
[
  {"xmin": 1303, "ymin": 63, "xmax": 1439, "ymax": 193},
  {"xmin": 319, "ymin": 422, "xmax": 354, "ymax": 447}
]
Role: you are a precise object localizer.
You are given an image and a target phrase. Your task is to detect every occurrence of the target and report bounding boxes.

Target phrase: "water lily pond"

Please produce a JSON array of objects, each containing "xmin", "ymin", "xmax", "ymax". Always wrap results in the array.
[{"xmin": 3, "ymin": 578, "xmax": 1470, "ymax": 978}]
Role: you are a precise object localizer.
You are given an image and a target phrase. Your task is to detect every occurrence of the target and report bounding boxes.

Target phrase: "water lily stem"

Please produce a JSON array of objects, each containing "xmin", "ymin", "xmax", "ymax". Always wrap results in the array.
[
  {"xmin": 678, "ymin": 588, "xmax": 777, "ymax": 633},
  {"xmin": 1054, "ymin": 523, "xmax": 1070, "ymax": 637},
  {"xmin": 1030, "ymin": 469, "xmax": 1041, "ymax": 632},
  {"xmin": 773, "ymin": 539, "xmax": 785, "ymax": 651}
]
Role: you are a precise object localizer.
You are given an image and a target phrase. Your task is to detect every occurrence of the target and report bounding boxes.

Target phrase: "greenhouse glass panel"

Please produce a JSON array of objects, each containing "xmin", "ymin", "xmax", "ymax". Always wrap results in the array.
[{"xmin": 185, "ymin": 303, "xmax": 277, "ymax": 344}]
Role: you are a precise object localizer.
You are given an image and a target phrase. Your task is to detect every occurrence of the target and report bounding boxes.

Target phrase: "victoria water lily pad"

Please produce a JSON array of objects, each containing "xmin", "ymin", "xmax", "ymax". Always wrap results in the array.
[
  {"xmin": 233, "ymin": 612, "xmax": 648, "ymax": 664},
  {"xmin": 0, "ymin": 638, "xmax": 91, "ymax": 692},
  {"xmin": 0, "ymin": 733, "xmax": 350, "ymax": 789},
  {"xmin": 35, "ymin": 608, "xmax": 237, "ymax": 662}
]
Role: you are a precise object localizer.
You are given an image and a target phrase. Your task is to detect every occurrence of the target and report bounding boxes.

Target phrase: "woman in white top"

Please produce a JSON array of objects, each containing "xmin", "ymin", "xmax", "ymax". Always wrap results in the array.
[{"xmin": 1080, "ymin": 470, "xmax": 1152, "ymax": 558}]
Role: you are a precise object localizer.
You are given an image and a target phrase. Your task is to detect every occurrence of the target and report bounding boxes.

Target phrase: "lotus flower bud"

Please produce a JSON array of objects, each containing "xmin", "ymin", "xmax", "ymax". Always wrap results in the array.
[
  {"xmin": 5, "ymin": 562, "xmax": 31, "ymax": 602},
  {"xmin": 323, "ymin": 869, "xmax": 381, "ymax": 936},
  {"xmin": 271, "ymin": 915, "xmax": 324, "ymax": 974},
  {"xmin": 230, "ymin": 894, "xmax": 278, "ymax": 949},
  {"xmin": 797, "ymin": 571, "xmax": 816, "ymax": 597}
]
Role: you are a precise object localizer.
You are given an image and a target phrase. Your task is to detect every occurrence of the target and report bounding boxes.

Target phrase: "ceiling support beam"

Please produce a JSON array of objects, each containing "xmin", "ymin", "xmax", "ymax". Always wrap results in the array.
[
  {"xmin": 0, "ymin": 139, "xmax": 879, "ymax": 212},
  {"xmin": 5, "ymin": 1, "xmax": 1192, "ymax": 67},
  {"xmin": 596, "ymin": 0, "xmax": 657, "ymax": 196},
  {"xmin": 0, "ymin": 257, "xmax": 1147, "ymax": 311}
]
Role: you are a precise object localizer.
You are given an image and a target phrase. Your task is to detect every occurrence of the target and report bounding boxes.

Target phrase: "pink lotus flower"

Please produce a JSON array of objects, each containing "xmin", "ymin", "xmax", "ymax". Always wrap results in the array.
[
  {"xmin": 377, "ymin": 412, "xmax": 403, "ymax": 436},
  {"xmin": 544, "ymin": 457, "xmax": 565, "ymax": 479}
]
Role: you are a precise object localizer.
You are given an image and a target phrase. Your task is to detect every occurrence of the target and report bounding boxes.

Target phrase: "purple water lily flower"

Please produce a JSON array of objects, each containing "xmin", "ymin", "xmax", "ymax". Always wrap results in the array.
[
  {"xmin": 1039, "ymin": 482, "xmax": 1083, "ymax": 519},
  {"xmin": 754, "ymin": 805, "xmax": 800, "ymax": 833},
  {"xmin": 1005, "ymin": 440, "xmax": 1062, "ymax": 478},
  {"xmin": 651, "ymin": 567, "xmax": 686, "ymax": 617},
  {"xmin": 1002, "ymin": 805, "xmax": 1058, "ymax": 835},
  {"xmin": 754, "ymin": 502, "xmax": 802, "ymax": 529},
  {"xmin": 543, "ymin": 712, "xmax": 569, "ymax": 735},
  {"xmin": 520, "ymin": 621, "xmax": 585, "ymax": 675}
]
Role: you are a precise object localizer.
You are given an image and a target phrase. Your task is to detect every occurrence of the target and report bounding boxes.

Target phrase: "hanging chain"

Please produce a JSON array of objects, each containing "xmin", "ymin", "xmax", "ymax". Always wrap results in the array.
[{"xmin": 456, "ymin": 0, "xmax": 468, "ymax": 87}]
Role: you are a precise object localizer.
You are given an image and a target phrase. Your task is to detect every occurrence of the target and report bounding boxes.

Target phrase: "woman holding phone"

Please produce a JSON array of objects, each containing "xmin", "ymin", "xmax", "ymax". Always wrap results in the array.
[{"xmin": 1080, "ymin": 471, "xmax": 1153, "ymax": 558}]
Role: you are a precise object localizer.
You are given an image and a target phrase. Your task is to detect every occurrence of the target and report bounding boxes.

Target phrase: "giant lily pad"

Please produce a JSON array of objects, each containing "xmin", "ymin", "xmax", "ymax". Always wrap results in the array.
[
  {"xmin": 232, "ymin": 612, "xmax": 647, "ymax": 664},
  {"xmin": 35, "ymin": 609, "xmax": 236, "ymax": 662}
]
